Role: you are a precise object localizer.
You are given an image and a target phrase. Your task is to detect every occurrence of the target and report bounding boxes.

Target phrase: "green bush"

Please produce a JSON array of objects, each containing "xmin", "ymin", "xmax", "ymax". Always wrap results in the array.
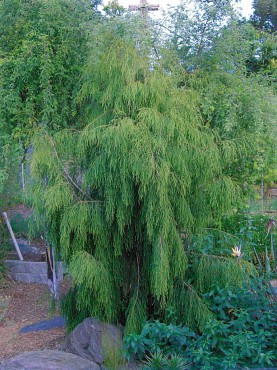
[
  {"xmin": 191, "ymin": 212, "xmax": 276, "ymax": 273},
  {"xmin": 194, "ymin": 282, "xmax": 277, "ymax": 369},
  {"xmin": 124, "ymin": 321, "xmax": 196, "ymax": 361},
  {"xmin": 220, "ymin": 212, "xmax": 275, "ymax": 254},
  {"xmin": 124, "ymin": 280, "xmax": 277, "ymax": 369}
]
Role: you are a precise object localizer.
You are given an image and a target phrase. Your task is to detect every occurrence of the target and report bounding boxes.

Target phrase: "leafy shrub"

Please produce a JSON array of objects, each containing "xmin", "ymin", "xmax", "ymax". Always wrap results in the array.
[
  {"xmin": 0, "ymin": 154, "xmax": 23, "ymax": 210},
  {"xmin": 124, "ymin": 280, "xmax": 277, "ymax": 369},
  {"xmin": 191, "ymin": 282, "xmax": 277, "ymax": 369},
  {"xmin": 220, "ymin": 212, "xmax": 275, "ymax": 255},
  {"xmin": 191, "ymin": 212, "xmax": 276, "ymax": 273},
  {"xmin": 61, "ymin": 288, "xmax": 90, "ymax": 333},
  {"xmin": 124, "ymin": 321, "xmax": 196, "ymax": 361},
  {"xmin": 0, "ymin": 250, "xmax": 7, "ymax": 285}
]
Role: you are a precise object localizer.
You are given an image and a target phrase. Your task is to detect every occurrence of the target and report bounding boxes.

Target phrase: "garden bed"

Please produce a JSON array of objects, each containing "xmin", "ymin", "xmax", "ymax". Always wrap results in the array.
[{"xmin": 0, "ymin": 280, "xmax": 70, "ymax": 361}]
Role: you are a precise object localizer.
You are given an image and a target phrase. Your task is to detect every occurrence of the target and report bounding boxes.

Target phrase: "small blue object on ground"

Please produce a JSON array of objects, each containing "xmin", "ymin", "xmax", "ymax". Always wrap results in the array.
[{"xmin": 20, "ymin": 316, "xmax": 66, "ymax": 333}]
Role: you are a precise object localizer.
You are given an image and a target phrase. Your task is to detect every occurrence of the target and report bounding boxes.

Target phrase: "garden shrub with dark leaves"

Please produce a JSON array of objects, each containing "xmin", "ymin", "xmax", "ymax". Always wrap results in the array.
[{"xmin": 124, "ymin": 280, "xmax": 277, "ymax": 369}]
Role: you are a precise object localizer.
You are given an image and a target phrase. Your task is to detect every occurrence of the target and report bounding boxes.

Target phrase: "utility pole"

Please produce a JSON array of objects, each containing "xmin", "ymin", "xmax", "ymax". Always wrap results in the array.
[{"xmin": 129, "ymin": 0, "xmax": 159, "ymax": 18}]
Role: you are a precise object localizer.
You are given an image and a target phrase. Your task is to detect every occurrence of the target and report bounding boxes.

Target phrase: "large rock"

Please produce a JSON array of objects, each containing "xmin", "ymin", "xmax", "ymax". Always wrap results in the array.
[
  {"xmin": 61, "ymin": 318, "xmax": 123, "ymax": 367},
  {"xmin": 0, "ymin": 350, "xmax": 100, "ymax": 370}
]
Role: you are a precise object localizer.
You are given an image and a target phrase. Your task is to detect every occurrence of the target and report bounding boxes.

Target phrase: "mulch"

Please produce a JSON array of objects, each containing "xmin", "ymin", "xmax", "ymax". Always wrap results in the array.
[
  {"xmin": 0, "ymin": 204, "xmax": 70, "ymax": 361},
  {"xmin": 0, "ymin": 278, "xmax": 71, "ymax": 361}
]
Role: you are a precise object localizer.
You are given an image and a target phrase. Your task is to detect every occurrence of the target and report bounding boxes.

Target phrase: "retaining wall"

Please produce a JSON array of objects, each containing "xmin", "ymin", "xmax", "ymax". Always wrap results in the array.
[{"xmin": 5, "ymin": 260, "xmax": 64, "ymax": 284}]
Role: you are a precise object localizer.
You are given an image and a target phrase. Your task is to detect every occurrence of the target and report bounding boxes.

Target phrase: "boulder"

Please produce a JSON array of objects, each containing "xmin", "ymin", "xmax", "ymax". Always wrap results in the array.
[
  {"xmin": 61, "ymin": 318, "xmax": 123, "ymax": 366},
  {"xmin": 0, "ymin": 350, "xmax": 100, "ymax": 370}
]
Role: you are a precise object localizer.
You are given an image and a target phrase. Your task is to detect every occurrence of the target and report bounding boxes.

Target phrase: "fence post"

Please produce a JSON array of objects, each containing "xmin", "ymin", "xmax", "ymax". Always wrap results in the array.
[{"xmin": 3, "ymin": 212, "xmax": 24, "ymax": 261}]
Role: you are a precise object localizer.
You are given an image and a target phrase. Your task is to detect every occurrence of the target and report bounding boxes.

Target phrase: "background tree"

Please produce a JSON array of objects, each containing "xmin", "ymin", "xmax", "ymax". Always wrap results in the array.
[
  {"xmin": 103, "ymin": 0, "xmax": 125, "ymax": 16},
  {"xmin": 246, "ymin": 0, "xmax": 277, "ymax": 89},
  {"xmin": 158, "ymin": 2, "xmax": 277, "ymax": 195},
  {"xmin": 0, "ymin": 0, "xmax": 101, "ymax": 200},
  {"xmin": 251, "ymin": 0, "xmax": 277, "ymax": 32}
]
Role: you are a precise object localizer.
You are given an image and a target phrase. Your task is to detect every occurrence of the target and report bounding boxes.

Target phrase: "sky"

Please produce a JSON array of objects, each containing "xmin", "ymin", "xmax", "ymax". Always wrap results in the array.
[{"xmin": 102, "ymin": 0, "xmax": 254, "ymax": 18}]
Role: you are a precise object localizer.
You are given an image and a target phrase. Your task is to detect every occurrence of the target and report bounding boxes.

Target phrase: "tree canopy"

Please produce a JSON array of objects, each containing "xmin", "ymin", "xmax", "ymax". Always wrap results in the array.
[
  {"xmin": 251, "ymin": 0, "xmax": 277, "ymax": 32},
  {"xmin": 0, "ymin": 0, "xmax": 100, "ymax": 194},
  {"xmin": 158, "ymin": 2, "xmax": 277, "ymax": 188}
]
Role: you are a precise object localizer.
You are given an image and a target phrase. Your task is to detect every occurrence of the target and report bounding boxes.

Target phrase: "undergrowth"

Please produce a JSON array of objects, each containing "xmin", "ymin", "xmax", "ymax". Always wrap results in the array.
[{"xmin": 124, "ymin": 279, "xmax": 277, "ymax": 370}]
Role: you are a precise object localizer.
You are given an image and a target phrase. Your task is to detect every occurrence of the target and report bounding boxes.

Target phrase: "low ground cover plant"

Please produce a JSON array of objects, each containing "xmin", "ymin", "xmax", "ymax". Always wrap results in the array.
[{"xmin": 124, "ymin": 280, "xmax": 277, "ymax": 370}]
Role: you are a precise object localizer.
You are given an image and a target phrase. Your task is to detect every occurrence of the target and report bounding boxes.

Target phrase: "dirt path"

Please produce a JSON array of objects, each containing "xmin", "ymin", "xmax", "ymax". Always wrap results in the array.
[{"xmin": 0, "ymin": 279, "xmax": 69, "ymax": 361}]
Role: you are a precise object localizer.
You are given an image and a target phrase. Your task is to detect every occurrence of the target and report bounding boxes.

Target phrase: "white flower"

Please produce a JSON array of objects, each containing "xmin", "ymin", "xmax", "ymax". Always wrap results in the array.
[{"xmin": 231, "ymin": 246, "xmax": 243, "ymax": 258}]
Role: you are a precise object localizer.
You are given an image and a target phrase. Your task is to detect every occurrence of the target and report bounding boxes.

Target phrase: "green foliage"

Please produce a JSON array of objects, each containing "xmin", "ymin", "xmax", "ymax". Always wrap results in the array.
[
  {"xmin": 220, "ymin": 212, "xmax": 277, "ymax": 265},
  {"xmin": 0, "ymin": 0, "xmax": 98, "ymax": 132},
  {"xmin": 166, "ymin": 252, "xmax": 256, "ymax": 331},
  {"xmin": 9, "ymin": 214, "xmax": 29, "ymax": 237},
  {"xmin": 0, "ymin": 0, "xmax": 101, "ymax": 199},
  {"xmin": 143, "ymin": 352, "xmax": 168, "ymax": 370},
  {"xmin": 104, "ymin": 0, "xmax": 125, "ymax": 17},
  {"xmin": 193, "ymin": 255, "xmax": 256, "ymax": 292},
  {"xmin": 192, "ymin": 283, "xmax": 277, "ymax": 369},
  {"xmin": 161, "ymin": 0, "xmax": 236, "ymax": 70},
  {"xmin": 246, "ymin": 31, "xmax": 277, "ymax": 83},
  {"xmin": 6, "ymin": 0, "xmax": 274, "ymax": 342},
  {"xmin": 196, "ymin": 71, "xmax": 276, "ymax": 188},
  {"xmin": 124, "ymin": 320, "xmax": 195, "ymax": 361},
  {"xmin": 60, "ymin": 288, "xmax": 90, "ymax": 333},
  {"xmin": 190, "ymin": 212, "xmax": 277, "ymax": 273},
  {"xmin": 160, "ymin": 5, "xmax": 277, "ymax": 190},
  {"xmin": 0, "ymin": 249, "xmax": 7, "ymax": 285},
  {"xmin": 102, "ymin": 326, "xmax": 126, "ymax": 370},
  {"xmin": 251, "ymin": 0, "xmax": 277, "ymax": 32},
  {"xmin": 30, "ymin": 30, "xmax": 245, "ymax": 333},
  {"xmin": 125, "ymin": 281, "xmax": 277, "ymax": 369},
  {"xmin": 142, "ymin": 351, "xmax": 189, "ymax": 370},
  {"xmin": 0, "ymin": 2, "xmax": 275, "ymax": 352},
  {"xmin": 0, "ymin": 154, "xmax": 23, "ymax": 209}
]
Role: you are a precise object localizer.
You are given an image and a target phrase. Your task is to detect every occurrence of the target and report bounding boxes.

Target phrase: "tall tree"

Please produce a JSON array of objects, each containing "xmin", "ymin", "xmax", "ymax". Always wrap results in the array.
[
  {"xmin": 249, "ymin": 1, "xmax": 276, "ymax": 85},
  {"xmin": 158, "ymin": 2, "xmax": 277, "ymax": 192},
  {"xmin": 251, "ymin": 0, "xmax": 277, "ymax": 32},
  {"xmin": 31, "ymin": 27, "xmax": 254, "ymax": 333},
  {"xmin": 0, "ymin": 0, "xmax": 100, "ymax": 196},
  {"xmin": 159, "ymin": 0, "xmax": 236, "ymax": 71}
]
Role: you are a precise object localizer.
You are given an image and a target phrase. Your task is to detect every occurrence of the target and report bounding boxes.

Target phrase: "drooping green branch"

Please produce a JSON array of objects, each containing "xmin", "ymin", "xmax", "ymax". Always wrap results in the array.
[{"xmin": 31, "ymin": 35, "xmax": 254, "ymax": 333}]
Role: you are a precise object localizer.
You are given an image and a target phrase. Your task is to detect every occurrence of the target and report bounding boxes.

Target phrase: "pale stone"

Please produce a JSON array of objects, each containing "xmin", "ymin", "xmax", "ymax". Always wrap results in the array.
[{"xmin": 0, "ymin": 350, "xmax": 100, "ymax": 370}]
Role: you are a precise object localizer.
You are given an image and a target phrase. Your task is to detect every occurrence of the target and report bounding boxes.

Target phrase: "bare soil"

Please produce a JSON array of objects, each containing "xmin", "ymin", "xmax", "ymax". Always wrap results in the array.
[
  {"xmin": 7, "ymin": 237, "xmax": 47, "ymax": 262},
  {"xmin": 11, "ymin": 252, "xmax": 46, "ymax": 262},
  {"xmin": 5, "ymin": 204, "xmax": 33, "ymax": 219},
  {"xmin": 0, "ymin": 279, "xmax": 71, "ymax": 361},
  {"xmin": 0, "ymin": 204, "xmax": 70, "ymax": 361}
]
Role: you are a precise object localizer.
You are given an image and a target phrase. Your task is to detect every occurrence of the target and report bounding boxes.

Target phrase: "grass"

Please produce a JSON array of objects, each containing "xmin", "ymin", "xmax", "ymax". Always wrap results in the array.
[
  {"xmin": 0, "ymin": 295, "xmax": 11, "ymax": 321},
  {"xmin": 0, "ymin": 217, "xmax": 13, "ymax": 286},
  {"xmin": 102, "ymin": 327, "xmax": 128, "ymax": 370}
]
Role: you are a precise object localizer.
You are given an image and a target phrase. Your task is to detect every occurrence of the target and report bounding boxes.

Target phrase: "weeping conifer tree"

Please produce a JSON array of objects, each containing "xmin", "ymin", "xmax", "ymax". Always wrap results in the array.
[{"xmin": 31, "ymin": 32, "xmax": 253, "ymax": 333}]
